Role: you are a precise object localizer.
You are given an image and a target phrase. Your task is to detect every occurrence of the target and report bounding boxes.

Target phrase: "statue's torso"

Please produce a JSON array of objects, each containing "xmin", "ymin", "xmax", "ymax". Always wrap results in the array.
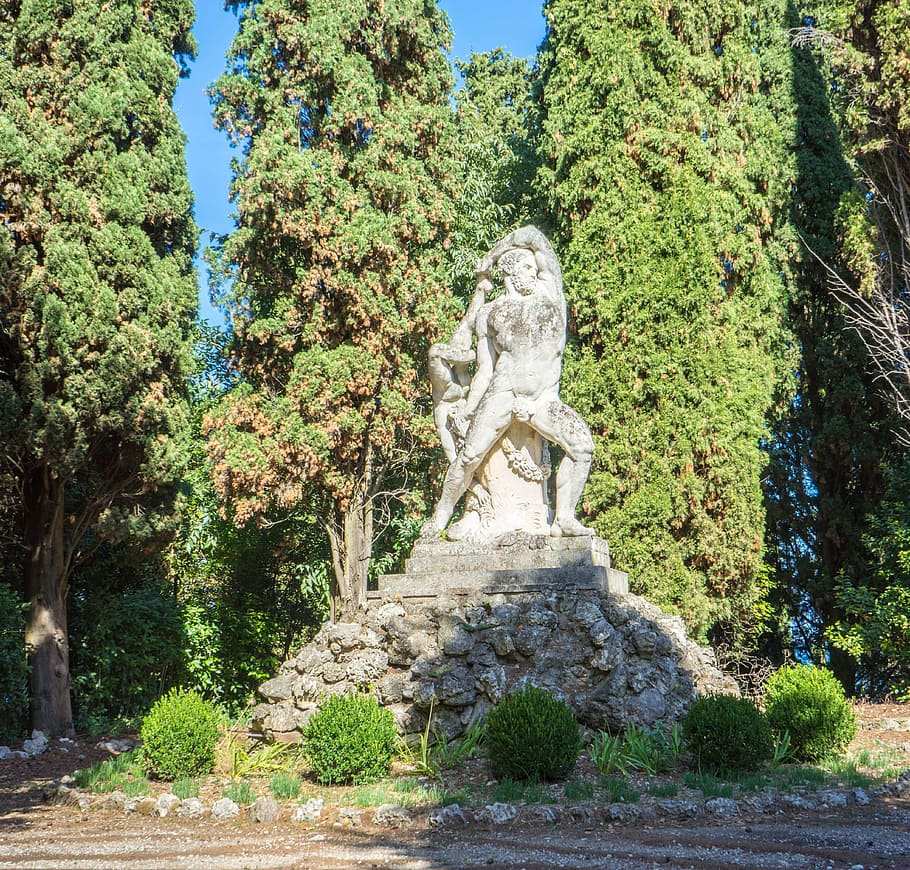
[{"xmin": 486, "ymin": 295, "xmax": 565, "ymax": 398}]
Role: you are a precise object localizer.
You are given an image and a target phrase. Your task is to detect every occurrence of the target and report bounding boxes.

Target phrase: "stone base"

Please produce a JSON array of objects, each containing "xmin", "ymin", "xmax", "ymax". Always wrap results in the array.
[{"xmin": 368, "ymin": 533, "xmax": 629, "ymax": 602}]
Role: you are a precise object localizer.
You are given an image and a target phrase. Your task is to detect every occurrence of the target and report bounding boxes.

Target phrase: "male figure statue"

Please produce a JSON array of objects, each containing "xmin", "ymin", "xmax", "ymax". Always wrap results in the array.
[{"xmin": 425, "ymin": 226, "xmax": 595, "ymax": 538}]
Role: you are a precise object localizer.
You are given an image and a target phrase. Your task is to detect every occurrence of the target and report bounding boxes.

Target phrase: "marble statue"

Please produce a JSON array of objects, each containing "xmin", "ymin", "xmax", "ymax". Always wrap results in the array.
[{"xmin": 425, "ymin": 226, "xmax": 594, "ymax": 541}]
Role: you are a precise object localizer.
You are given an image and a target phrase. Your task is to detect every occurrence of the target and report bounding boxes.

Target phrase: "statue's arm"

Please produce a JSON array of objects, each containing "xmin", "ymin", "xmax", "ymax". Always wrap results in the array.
[
  {"xmin": 450, "ymin": 277, "xmax": 491, "ymax": 349},
  {"xmin": 462, "ymin": 308, "xmax": 494, "ymax": 419}
]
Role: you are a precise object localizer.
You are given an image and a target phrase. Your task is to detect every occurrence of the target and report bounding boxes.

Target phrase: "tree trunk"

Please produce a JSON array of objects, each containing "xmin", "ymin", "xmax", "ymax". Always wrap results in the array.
[
  {"xmin": 23, "ymin": 465, "xmax": 74, "ymax": 737},
  {"xmin": 327, "ymin": 494, "xmax": 373, "ymax": 619}
]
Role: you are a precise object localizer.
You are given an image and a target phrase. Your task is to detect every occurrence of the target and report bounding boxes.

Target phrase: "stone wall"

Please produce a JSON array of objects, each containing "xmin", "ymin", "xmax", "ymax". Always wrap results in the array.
[{"xmin": 251, "ymin": 588, "xmax": 738, "ymax": 743}]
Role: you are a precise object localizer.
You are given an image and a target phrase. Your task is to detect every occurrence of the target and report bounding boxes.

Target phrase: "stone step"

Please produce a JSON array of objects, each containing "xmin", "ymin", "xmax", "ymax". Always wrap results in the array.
[
  {"xmin": 405, "ymin": 533, "xmax": 613, "ymax": 575},
  {"xmin": 369, "ymin": 564, "xmax": 629, "ymax": 601}
]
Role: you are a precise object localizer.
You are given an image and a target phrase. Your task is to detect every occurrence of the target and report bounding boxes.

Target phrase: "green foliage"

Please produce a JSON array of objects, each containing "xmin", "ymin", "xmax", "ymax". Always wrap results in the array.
[
  {"xmin": 763, "ymin": 0, "xmax": 897, "ymax": 691},
  {"xmin": 68, "ymin": 558, "xmax": 184, "ymax": 729},
  {"xmin": 0, "ymin": 0, "xmax": 198, "ymax": 733},
  {"xmin": 0, "ymin": 582, "xmax": 28, "ymax": 742},
  {"xmin": 140, "ymin": 688, "xmax": 221, "ymax": 781},
  {"xmin": 591, "ymin": 723, "xmax": 682, "ymax": 775},
  {"xmin": 563, "ymin": 779, "xmax": 595, "ymax": 802},
  {"xmin": 599, "ymin": 776, "xmax": 640, "ymax": 804},
  {"xmin": 225, "ymin": 732, "xmax": 298, "ymax": 779},
  {"xmin": 269, "ymin": 772, "xmax": 302, "ymax": 800},
  {"xmin": 448, "ymin": 49, "xmax": 539, "ymax": 292},
  {"xmin": 303, "ymin": 693, "xmax": 397, "ymax": 785},
  {"xmin": 73, "ymin": 750, "xmax": 149, "ymax": 795},
  {"xmin": 646, "ymin": 781, "xmax": 679, "ymax": 798},
  {"xmin": 682, "ymin": 771, "xmax": 734, "ymax": 798},
  {"xmin": 763, "ymin": 665, "xmax": 857, "ymax": 762},
  {"xmin": 207, "ymin": 0, "xmax": 462, "ymax": 610},
  {"xmin": 485, "ymin": 684, "xmax": 583, "ymax": 783},
  {"xmin": 222, "ymin": 779, "xmax": 255, "ymax": 805},
  {"xmin": 620, "ymin": 723, "xmax": 682, "ymax": 775},
  {"xmin": 827, "ymin": 461, "xmax": 910, "ymax": 700},
  {"xmin": 537, "ymin": 0, "xmax": 798, "ymax": 639},
  {"xmin": 590, "ymin": 730, "xmax": 624, "ymax": 776},
  {"xmin": 172, "ymin": 777, "xmax": 199, "ymax": 800},
  {"xmin": 683, "ymin": 694, "xmax": 774, "ymax": 774},
  {"xmin": 169, "ymin": 375, "xmax": 330, "ymax": 712}
]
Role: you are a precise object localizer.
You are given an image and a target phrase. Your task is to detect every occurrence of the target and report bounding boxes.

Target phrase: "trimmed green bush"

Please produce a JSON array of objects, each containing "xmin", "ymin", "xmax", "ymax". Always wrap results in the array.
[
  {"xmin": 140, "ymin": 688, "xmax": 221, "ymax": 781},
  {"xmin": 303, "ymin": 693, "xmax": 397, "ymax": 785},
  {"xmin": 763, "ymin": 665, "xmax": 857, "ymax": 763},
  {"xmin": 683, "ymin": 694, "xmax": 773, "ymax": 774},
  {"xmin": 485, "ymin": 684, "xmax": 583, "ymax": 782}
]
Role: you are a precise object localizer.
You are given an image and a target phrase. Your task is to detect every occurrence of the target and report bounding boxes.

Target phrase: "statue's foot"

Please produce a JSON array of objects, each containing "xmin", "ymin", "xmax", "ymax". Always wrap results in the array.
[
  {"xmin": 446, "ymin": 511, "xmax": 481, "ymax": 542},
  {"xmin": 551, "ymin": 517, "xmax": 595, "ymax": 537},
  {"xmin": 420, "ymin": 519, "xmax": 443, "ymax": 541}
]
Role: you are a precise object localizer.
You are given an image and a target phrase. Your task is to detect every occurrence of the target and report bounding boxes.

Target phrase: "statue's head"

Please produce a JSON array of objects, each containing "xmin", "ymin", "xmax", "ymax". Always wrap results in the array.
[{"xmin": 499, "ymin": 249, "xmax": 538, "ymax": 296}]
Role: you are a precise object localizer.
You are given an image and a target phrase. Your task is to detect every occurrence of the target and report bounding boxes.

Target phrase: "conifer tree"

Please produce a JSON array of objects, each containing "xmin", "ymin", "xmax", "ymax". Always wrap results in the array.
[
  {"xmin": 207, "ymin": 0, "xmax": 460, "ymax": 614},
  {"xmin": 536, "ymin": 0, "xmax": 798, "ymax": 637},
  {"xmin": 766, "ymin": 1, "xmax": 909, "ymax": 690},
  {"xmin": 0, "ymin": 0, "xmax": 197, "ymax": 734}
]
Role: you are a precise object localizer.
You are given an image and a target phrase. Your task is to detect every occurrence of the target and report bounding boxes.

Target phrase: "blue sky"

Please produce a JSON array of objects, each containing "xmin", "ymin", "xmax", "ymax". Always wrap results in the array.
[{"xmin": 174, "ymin": 2, "xmax": 547, "ymax": 323}]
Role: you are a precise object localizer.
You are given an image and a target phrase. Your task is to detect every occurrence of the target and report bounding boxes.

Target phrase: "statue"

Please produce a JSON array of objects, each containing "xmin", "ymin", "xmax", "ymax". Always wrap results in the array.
[{"xmin": 425, "ymin": 226, "xmax": 594, "ymax": 541}]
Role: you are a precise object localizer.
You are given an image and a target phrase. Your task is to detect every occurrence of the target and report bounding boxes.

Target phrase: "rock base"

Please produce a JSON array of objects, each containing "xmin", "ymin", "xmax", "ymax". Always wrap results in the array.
[{"xmin": 251, "ymin": 581, "xmax": 737, "ymax": 744}]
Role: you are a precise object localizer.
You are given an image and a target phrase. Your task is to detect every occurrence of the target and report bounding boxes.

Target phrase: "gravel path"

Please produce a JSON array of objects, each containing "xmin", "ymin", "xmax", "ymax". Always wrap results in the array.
[{"xmin": 1, "ymin": 797, "xmax": 909, "ymax": 869}]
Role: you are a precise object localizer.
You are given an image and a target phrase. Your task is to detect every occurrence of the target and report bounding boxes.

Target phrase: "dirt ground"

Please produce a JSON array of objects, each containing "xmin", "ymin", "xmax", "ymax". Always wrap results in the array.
[{"xmin": 1, "ymin": 705, "xmax": 909, "ymax": 870}]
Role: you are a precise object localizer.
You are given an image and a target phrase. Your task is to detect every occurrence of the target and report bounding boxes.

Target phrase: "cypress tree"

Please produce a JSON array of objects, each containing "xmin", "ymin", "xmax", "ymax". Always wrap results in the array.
[
  {"xmin": 766, "ymin": 0, "xmax": 910, "ymax": 690},
  {"xmin": 0, "ymin": 0, "xmax": 197, "ymax": 734},
  {"xmin": 207, "ymin": 0, "xmax": 460, "ymax": 615},
  {"xmin": 536, "ymin": 0, "xmax": 797, "ymax": 637}
]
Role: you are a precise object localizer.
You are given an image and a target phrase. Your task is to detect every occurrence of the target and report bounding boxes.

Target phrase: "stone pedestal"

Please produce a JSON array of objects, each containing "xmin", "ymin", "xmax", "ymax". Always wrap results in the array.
[{"xmin": 368, "ymin": 533, "xmax": 628, "ymax": 603}]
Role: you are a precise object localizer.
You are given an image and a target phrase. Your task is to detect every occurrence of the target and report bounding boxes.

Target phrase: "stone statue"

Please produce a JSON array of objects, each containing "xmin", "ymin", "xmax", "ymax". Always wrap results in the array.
[{"xmin": 425, "ymin": 226, "xmax": 594, "ymax": 541}]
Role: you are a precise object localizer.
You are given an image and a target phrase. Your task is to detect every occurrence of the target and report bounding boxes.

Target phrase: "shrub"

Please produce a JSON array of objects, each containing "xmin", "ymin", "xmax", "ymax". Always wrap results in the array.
[
  {"xmin": 763, "ymin": 665, "xmax": 857, "ymax": 762},
  {"xmin": 140, "ymin": 688, "xmax": 221, "ymax": 780},
  {"xmin": 485, "ymin": 684, "xmax": 583, "ymax": 782},
  {"xmin": 303, "ymin": 692, "xmax": 397, "ymax": 785},
  {"xmin": 683, "ymin": 694, "xmax": 773, "ymax": 774},
  {"xmin": 0, "ymin": 582, "xmax": 28, "ymax": 742}
]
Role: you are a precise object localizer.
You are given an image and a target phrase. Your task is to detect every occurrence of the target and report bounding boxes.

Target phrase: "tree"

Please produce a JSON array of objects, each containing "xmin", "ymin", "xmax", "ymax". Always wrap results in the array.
[
  {"xmin": 535, "ymin": 0, "xmax": 797, "ymax": 638},
  {"xmin": 763, "ymin": 1, "xmax": 905, "ymax": 690},
  {"xmin": 207, "ymin": 0, "xmax": 460, "ymax": 615},
  {"xmin": 0, "ymin": 0, "xmax": 197, "ymax": 735},
  {"xmin": 448, "ymin": 49, "xmax": 539, "ymax": 288}
]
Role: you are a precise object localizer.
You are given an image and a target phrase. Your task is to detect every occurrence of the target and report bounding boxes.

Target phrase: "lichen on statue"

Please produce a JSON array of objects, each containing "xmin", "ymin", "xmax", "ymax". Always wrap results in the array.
[{"xmin": 425, "ymin": 226, "xmax": 594, "ymax": 541}]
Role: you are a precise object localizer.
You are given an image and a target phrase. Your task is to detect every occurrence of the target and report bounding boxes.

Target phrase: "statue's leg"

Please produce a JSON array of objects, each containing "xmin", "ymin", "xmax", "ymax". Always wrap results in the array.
[
  {"xmin": 530, "ymin": 400, "xmax": 595, "ymax": 536},
  {"xmin": 426, "ymin": 398, "xmax": 512, "ymax": 535}
]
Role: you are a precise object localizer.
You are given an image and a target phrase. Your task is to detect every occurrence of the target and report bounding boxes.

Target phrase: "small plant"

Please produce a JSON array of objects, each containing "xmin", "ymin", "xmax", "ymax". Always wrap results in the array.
[
  {"xmin": 442, "ymin": 786, "xmax": 474, "ymax": 806},
  {"xmin": 621, "ymin": 723, "xmax": 680, "ymax": 774},
  {"xmin": 564, "ymin": 779, "xmax": 595, "ymax": 801},
  {"xmin": 73, "ymin": 750, "xmax": 149, "ymax": 794},
  {"xmin": 223, "ymin": 731, "xmax": 297, "ymax": 778},
  {"xmin": 683, "ymin": 694, "xmax": 774, "ymax": 774},
  {"xmin": 140, "ymin": 688, "xmax": 221, "ymax": 781},
  {"xmin": 599, "ymin": 776, "xmax": 640, "ymax": 804},
  {"xmin": 303, "ymin": 692, "xmax": 397, "ymax": 785},
  {"xmin": 485, "ymin": 684, "xmax": 583, "ymax": 782},
  {"xmin": 222, "ymin": 779, "xmax": 255, "ymax": 804},
  {"xmin": 683, "ymin": 771, "xmax": 734, "ymax": 798},
  {"xmin": 492, "ymin": 778, "xmax": 527, "ymax": 803},
  {"xmin": 122, "ymin": 778, "xmax": 150, "ymax": 797},
  {"xmin": 646, "ymin": 780, "xmax": 679, "ymax": 798},
  {"xmin": 432, "ymin": 718, "xmax": 486, "ymax": 770},
  {"xmin": 763, "ymin": 665, "xmax": 857, "ymax": 763},
  {"xmin": 591, "ymin": 730, "xmax": 625, "ymax": 775},
  {"xmin": 780, "ymin": 765, "xmax": 831, "ymax": 790},
  {"xmin": 772, "ymin": 730, "xmax": 794, "ymax": 765},
  {"xmin": 269, "ymin": 771, "xmax": 302, "ymax": 800},
  {"xmin": 172, "ymin": 777, "xmax": 199, "ymax": 800}
]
